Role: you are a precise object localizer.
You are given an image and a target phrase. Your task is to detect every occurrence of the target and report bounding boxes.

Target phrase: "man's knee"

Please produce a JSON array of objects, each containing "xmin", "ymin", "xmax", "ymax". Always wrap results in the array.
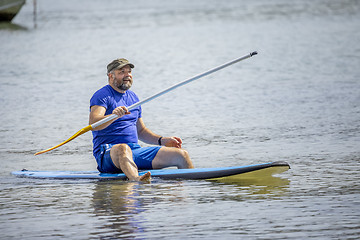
[
  {"xmin": 176, "ymin": 149, "xmax": 193, "ymax": 168},
  {"xmin": 110, "ymin": 144, "xmax": 132, "ymax": 160},
  {"xmin": 178, "ymin": 149, "xmax": 189, "ymax": 160},
  {"xmin": 111, "ymin": 144, "xmax": 131, "ymax": 156},
  {"xmin": 110, "ymin": 144, "xmax": 135, "ymax": 169}
]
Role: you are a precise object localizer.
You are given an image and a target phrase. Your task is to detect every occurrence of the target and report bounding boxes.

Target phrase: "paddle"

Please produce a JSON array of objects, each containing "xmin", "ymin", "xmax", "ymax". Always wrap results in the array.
[{"xmin": 34, "ymin": 51, "xmax": 258, "ymax": 155}]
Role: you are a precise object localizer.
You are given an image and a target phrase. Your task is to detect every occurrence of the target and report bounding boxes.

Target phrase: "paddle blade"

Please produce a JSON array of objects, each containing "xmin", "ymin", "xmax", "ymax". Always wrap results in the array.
[{"xmin": 34, "ymin": 125, "xmax": 93, "ymax": 155}]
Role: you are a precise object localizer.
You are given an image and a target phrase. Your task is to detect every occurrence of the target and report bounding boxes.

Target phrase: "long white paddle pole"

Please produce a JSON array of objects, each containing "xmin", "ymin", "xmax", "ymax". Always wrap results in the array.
[{"xmin": 35, "ymin": 51, "xmax": 258, "ymax": 155}]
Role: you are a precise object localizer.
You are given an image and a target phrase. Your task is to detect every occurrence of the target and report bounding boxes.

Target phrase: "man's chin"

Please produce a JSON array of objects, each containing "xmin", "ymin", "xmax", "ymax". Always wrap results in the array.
[{"xmin": 118, "ymin": 84, "xmax": 132, "ymax": 91}]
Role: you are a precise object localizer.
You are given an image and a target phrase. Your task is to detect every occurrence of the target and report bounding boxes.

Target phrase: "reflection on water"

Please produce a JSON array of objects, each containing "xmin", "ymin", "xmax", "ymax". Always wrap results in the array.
[
  {"xmin": 0, "ymin": 22, "xmax": 27, "ymax": 30},
  {"xmin": 214, "ymin": 175, "xmax": 290, "ymax": 200},
  {"xmin": 91, "ymin": 180, "xmax": 187, "ymax": 238},
  {"xmin": 91, "ymin": 182, "xmax": 146, "ymax": 238},
  {"xmin": 210, "ymin": 166, "xmax": 291, "ymax": 198},
  {"xmin": 231, "ymin": 175, "xmax": 289, "ymax": 189},
  {"xmin": 89, "ymin": 174, "xmax": 290, "ymax": 238}
]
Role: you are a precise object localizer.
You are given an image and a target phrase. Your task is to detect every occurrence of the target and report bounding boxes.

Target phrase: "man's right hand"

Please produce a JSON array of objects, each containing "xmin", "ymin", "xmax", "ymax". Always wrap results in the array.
[{"xmin": 112, "ymin": 106, "xmax": 130, "ymax": 118}]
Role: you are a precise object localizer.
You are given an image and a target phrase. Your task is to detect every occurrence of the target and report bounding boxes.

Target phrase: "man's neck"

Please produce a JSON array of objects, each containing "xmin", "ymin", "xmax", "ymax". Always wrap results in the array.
[{"xmin": 109, "ymin": 84, "xmax": 126, "ymax": 94}]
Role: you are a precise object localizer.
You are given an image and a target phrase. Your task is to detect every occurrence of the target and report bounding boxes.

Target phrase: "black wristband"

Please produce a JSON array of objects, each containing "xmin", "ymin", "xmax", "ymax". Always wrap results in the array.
[{"xmin": 158, "ymin": 137, "xmax": 162, "ymax": 146}]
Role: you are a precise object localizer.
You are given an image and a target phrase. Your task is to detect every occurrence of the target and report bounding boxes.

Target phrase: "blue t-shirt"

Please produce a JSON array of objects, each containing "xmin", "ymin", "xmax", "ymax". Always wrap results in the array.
[{"xmin": 90, "ymin": 85, "xmax": 142, "ymax": 159}]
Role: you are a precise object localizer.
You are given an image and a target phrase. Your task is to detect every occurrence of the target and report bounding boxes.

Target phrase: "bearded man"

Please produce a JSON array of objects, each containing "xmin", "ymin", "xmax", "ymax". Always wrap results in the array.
[{"xmin": 89, "ymin": 58, "xmax": 194, "ymax": 181}]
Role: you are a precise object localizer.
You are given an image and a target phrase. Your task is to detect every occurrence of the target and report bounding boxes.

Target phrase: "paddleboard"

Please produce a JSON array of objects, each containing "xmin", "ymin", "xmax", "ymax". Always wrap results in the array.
[{"xmin": 12, "ymin": 161, "xmax": 290, "ymax": 180}]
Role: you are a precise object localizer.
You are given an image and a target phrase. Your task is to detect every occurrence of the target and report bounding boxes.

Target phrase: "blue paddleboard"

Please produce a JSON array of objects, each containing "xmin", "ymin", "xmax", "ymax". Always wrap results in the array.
[{"xmin": 12, "ymin": 161, "xmax": 290, "ymax": 180}]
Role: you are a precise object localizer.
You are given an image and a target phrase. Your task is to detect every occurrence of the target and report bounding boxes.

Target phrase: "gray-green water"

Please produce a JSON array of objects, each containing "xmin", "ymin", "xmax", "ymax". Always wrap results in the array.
[{"xmin": 1, "ymin": 0, "xmax": 359, "ymax": 239}]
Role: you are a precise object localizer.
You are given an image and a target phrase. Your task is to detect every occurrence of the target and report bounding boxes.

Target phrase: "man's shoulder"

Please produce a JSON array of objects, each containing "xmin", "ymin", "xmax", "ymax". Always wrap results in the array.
[
  {"xmin": 90, "ymin": 85, "xmax": 112, "ymax": 107},
  {"xmin": 93, "ymin": 85, "xmax": 111, "ymax": 95},
  {"xmin": 91, "ymin": 85, "xmax": 114, "ymax": 100}
]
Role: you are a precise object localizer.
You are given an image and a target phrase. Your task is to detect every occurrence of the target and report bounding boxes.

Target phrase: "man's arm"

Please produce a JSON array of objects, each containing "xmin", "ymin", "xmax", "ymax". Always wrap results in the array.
[
  {"xmin": 89, "ymin": 105, "xmax": 128, "ymax": 131},
  {"xmin": 137, "ymin": 118, "xmax": 182, "ymax": 148}
]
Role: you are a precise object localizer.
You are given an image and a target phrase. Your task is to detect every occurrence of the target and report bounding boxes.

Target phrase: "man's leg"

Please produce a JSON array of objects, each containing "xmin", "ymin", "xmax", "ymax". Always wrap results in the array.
[
  {"xmin": 152, "ymin": 147, "xmax": 194, "ymax": 169},
  {"xmin": 110, "ymin": 144, "xmax": 151, "ymax": 181}
]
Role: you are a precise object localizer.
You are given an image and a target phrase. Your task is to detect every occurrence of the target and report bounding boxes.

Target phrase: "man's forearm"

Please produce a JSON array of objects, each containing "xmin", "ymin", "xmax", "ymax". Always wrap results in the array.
[{"xmin": 138, "ymin": 127, "xmax": 162, "ymax": 145}]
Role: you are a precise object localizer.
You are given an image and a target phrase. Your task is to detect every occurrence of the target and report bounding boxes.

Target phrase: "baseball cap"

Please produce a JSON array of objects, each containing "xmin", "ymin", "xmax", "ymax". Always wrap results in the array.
[{"xmin": 107, "ymin": 58, "xmax": 134, "ymax": 74}]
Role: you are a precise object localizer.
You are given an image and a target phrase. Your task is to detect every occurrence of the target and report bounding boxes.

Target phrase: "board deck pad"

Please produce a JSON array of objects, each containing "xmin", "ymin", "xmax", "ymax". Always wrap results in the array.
[{"xmin": 12, "ymin": 161, "xmax": 290, "ymax": 180}]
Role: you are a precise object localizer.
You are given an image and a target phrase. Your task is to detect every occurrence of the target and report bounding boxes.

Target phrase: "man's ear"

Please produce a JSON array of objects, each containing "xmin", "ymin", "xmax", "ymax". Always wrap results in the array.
[{"xmin": 107, "ymin": 73, "xmax": 113, "ymax": 82}]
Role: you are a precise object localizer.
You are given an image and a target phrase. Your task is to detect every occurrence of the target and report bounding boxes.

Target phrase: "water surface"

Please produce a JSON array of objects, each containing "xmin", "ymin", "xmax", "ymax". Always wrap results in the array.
[{"xmin": 0, "ymin": 0, "xmax": 359, "ymax": 239}]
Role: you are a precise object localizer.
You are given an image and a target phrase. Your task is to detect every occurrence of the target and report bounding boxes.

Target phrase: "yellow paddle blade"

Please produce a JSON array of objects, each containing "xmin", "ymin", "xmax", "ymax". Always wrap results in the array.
[{"xmin": 34, "ymin": 125, "xmax": 93, "ymax": 155}]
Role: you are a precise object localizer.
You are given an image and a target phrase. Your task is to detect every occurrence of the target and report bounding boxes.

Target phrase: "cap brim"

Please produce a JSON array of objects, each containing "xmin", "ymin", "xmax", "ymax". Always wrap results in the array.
[
  {"xmin": 116, "ymin": 63, "xmax": 134, "ymax": 69},
  {"xmin": 107, "ymin": 62, "xmax": 135, "ymax": 74}
]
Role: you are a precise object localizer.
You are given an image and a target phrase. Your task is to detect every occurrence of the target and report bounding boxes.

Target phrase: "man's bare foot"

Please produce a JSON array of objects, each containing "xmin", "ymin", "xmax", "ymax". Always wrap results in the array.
[{"xmin": 138, "ymin": 171, "xmax": 151, "ymax": 182}]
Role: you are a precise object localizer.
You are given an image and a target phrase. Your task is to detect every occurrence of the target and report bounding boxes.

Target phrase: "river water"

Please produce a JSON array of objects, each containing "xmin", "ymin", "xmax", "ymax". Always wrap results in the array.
[{"xmin": 1, "ymin": 0, "xmax": 359, "ymax": 239}]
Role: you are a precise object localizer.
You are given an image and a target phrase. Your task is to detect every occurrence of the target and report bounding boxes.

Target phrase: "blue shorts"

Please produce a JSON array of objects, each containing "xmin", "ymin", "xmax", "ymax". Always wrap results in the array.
[{"xmin": 96, "ymin": 143, "xmax": 161, "ymax": 173}]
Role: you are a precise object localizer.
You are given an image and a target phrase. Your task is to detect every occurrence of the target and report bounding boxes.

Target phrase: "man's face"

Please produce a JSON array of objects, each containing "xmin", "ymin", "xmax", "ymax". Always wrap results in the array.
[{"xmin": 110, "ymin": 65, "xmax": 133, "ymax": 92}]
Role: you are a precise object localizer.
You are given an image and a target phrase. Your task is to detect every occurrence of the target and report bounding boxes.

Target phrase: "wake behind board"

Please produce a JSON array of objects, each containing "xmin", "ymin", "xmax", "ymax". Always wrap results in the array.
[{"xmin": 12, "ymin": 161, "xmax": 290, "ymax": 181}]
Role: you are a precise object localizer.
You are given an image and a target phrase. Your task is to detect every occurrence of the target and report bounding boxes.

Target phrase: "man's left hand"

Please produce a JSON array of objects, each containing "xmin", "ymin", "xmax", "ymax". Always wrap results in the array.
[{"xmin": 162, "ymin": 137, "xmax": 183, "ymax": 148}]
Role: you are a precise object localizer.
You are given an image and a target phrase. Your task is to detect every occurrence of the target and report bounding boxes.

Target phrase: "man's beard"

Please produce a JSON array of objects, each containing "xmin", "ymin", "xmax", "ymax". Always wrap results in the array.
[{"xmin": 114, "ymin": 77, "xmax": 132, "ymax": 91}]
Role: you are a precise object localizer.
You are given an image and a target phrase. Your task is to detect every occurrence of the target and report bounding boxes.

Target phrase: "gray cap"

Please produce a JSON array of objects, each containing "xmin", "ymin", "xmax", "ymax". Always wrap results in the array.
[{"xmin": 107, "ymin": 58, "xmax": 134, "ymax": 74}]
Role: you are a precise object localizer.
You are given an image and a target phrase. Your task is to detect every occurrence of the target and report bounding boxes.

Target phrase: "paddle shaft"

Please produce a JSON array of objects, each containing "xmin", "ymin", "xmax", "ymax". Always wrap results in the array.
[
  {"xmin": 35, "ymin": 51, "xmax": 257, "ymax": 155},
  {"xmin": 91, "ymin": 51, "xmax": 258, "ymax": 129}
]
